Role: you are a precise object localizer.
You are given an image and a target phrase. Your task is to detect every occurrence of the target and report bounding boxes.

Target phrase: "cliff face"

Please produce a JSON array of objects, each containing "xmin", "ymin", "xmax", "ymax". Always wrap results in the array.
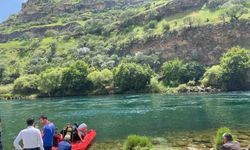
[
  {"xmin": 9, "ymin": 0, "xmax": 149, "ymax": 23},
  {"xmin": 131, "ymin": 21, "xmax": 250, "ymax": 65}
]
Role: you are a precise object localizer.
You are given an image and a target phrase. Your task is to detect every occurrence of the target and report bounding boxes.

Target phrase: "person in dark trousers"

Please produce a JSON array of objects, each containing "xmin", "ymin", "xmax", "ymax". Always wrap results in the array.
[
  {"xmin": 58, "ymin": 135, "xmax": 72, "ymax": 150},
  {"xmin": 0, "ymin": 117, "xmax": 3, "ymax": 150},
  {"xmin": 221, "ymin": 133, "xmax": 241, "ymax": 150},
  {"xmin": 39, "ymin": 115, "xmax": 56, "ymax": 150},
  {"xmin": 13, "ymin": 118, "xmax": 44, "ymax": 150}
]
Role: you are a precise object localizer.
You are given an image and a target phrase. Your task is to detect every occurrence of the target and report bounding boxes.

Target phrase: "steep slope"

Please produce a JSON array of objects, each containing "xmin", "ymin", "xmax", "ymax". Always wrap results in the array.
[{"xmin": 0, "ymin": 0, "xmax": 249, "ymax": 85}]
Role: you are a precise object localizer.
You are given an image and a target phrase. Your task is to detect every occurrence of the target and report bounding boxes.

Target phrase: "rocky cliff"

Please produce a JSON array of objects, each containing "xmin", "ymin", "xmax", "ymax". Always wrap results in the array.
[{"xmin": 131, "ymin": 21, "xmax": 250, "ymax": 65}]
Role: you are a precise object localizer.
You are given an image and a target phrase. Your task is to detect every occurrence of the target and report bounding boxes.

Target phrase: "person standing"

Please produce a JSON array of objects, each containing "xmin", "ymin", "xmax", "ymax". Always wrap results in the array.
[
  {"xmin": 0, "ymin": 117, "xmax": 3, "ymax": 150},
  {"xmin": 13, "ymin": 118, "xmax": 44, "ymax": 150},
  {"xmin": 58, "ymin": 135, "xmax": 72, "ymax": 150},
  {"xmin": 39, "ymin": 115, "xmax": 55, "ymax": 150}
]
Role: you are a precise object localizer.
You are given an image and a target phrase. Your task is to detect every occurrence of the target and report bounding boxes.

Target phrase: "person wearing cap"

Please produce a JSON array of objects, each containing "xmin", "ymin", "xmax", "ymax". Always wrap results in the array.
[
  {"xmin": 221, "ymin": 133, "xmax": 240, "ymax": 150},
  {"xmin": 58, "ymin": 135, "xmax": 72, "ymax": 150},
  {"xmin": 77, "ymin": 123, "xmax": 87, "ymax": 141},
  {"xmin": 0, "ymin": 117, "xmax": 3, "ymax": 150},
  {"xmin": 39, "ymin": 115, "xmax": 56, "ymax": 150},
  {"xmin": 13, "ymin": 118, "xmax": 44, "ymax": 150}
]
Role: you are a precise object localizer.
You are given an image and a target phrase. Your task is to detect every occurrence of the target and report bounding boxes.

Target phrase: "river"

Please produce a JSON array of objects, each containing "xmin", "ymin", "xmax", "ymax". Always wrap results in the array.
[{"xmin": 0, "ymin": 92, "xmax": 250, "ymax": 149}]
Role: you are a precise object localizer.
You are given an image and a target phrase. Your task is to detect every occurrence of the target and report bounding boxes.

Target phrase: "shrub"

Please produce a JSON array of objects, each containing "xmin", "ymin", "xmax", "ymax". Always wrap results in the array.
[
  {"xmin": 144, "ymin": 20, "xmax": 158, "ymax": 30},
  {"xmin": 187, "ymin": 80, "xmax": 196, "ymax": 86},
  {"xmin": 207, "ymin": 0, "xmax": 227, "ymax": 10},
  {"xmin": 220, "ymin": 47, "xmax": 250, "ymax": 91},
  {"xmin": 123, "ymin": 135, "xmax": 153, "ymax": 150},
  {"xmin": 44, "ymin": 29, "xmax": 58, "ymax": 37},
  {"xmin": 176, "ymin": 84, "xmax": 189, "ymax": 93},
  {"xmin": 214, "ymin": 127, "xmax": 232, "ymax": 150},
  {"xmin": 184, "ymin": 62, "xmax": 205, "ymax": 82},
  {"xmin": 13, "ymin": 74, "xmax": 40, "ymax": 94},
  {"xmin": 150, "ymin": 76, "xmax": 168, "ymax": 93},
  {"xmin": 61, "ymin": 61, "xmax": 91, "ymax": 92},
  {"xmin": 201, "ymin": 65, "xmax": 223, "ymax": 88},
  {"xmin": 87, "ymin": 69, "xmax": 113, "ymax": 89},
  {"xmin": 225, "ymin": 4, "xmax": 248, "ymax": 21},
  {"xmin": 114, "ymin": 63, "xmax": 153, "ymax": 92},
  {"xmin": 162, "ymin": 23, "xmax": 170, "ymax": 34},
  {"xmin": 0, "ymin": 84, "xmax": 13, "ymax": 95},
  {"xmin": 161, "ymin": 59, "xmax": 187, "ymax": 87},
  {"xmin": 38, "ymin": 68, "xmax": 63, "ymax": 96}
]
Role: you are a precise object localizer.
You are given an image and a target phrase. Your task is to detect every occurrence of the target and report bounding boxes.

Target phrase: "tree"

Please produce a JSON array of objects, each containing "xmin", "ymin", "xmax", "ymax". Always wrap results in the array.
[
  {"xmin": 162, "ymin": 23, "xmax": 170, "ymax": 34},
  {"xmin": 161, "ymin": 59, "xmax": 187, "ymax": 87},
  {"xmin": 38, "ymin": 68, "xmax": 63, "ymax": 96},
  {"xmin": 87, "ymin": 69, "xmax": 113, "ymax": 89},
  {"xmin": 201, "ymin": 65, "xmax": 223, "ymax": 88},
  {"xmin": 207, "ymin": 0, "xmax": 227, "ymax": 10},
  {"xmin": 13, "ymin": 74, "xmax": 40, "ymax": 94},
  {"xmin": 114, "ymin": 63, "xmax": 153, "ymax": 91},
  {"xmin": 220, "ymin": 47, "xmax": 250, "ymax": 90},
  {"xmin": 225, "ymin": 4, "xmax": 248, "ymax": 22},
  {"xmin": 144, "ymin": 20, "xmax": 158, "ymax": 31},
  {"xmin": 183, "ymin": 16, "xmax": 197, "ymax": 28},
  {"xmin": 61, "ymin": 61, "xmax": 91, "ymax": 92},
  {"xmin": 184, "ymin": 62, "xmax": 206, "ymax": 82}
]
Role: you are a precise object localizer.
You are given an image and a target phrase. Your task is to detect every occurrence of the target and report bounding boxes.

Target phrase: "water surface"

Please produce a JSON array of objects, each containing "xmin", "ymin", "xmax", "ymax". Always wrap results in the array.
[{"xmin": 0, "ymin": 92, "xmax": 250, "ymax": 149}]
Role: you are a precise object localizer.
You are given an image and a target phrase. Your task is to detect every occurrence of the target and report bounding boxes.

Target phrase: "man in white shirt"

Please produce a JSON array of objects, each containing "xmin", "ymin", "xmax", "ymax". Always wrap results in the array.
[{"xmin": 13, "ymin": 118, "xmax": 44, "ymax": 150}]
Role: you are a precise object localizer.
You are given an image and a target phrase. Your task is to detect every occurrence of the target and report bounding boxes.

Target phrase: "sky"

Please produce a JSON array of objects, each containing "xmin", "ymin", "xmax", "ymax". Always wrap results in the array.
[{"xmin": 0, "ymin": 0, "xmax": 27, "ymax": 23}]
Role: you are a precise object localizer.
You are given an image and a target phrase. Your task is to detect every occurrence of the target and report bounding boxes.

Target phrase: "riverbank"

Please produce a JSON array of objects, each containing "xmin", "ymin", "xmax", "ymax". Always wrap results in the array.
[
  {"xmin": 0, "ymin": 84, "xmax": 222, "ymax": 100},
  {"xmin": 93, "ymin": 129, "xmax": 250, "ymax": 150}
]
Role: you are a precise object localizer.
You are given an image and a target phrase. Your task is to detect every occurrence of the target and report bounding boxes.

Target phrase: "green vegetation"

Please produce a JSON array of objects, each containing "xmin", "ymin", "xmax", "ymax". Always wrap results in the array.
[
  {"xmin": 13, "ymin": 74, "xmax": 39, "ymax": 94},
  {"xmin": 114, "ymin": 63, "xmax": 153, "ymax": 92},
  {"xmin": 0, "ymin": 46, "xmax": 249, "ymax": 99},
  {"xmin": 123, "ymin": 135, "xmax": 153, "ymax": 150},
  {"xmin": 214, "ymin": 127, "xmax": 232, "ymax": 150},
  {"xmin": 0, "ymin": 0, "xmax": 250, "ymax": 99},
  {"xmin": 61, "ymin": 61, "xmax": 91, "ymax": 93},
  {"xmin": 161, "ymin": 59, "xmax": 205, "ymax": 87},
  {"xmin": 201, "ymin": 65, "xmax": 223, "ymax": 88},
  {"xmin": 202, "ymin": 47, "xmax": 250, "ymax": 91},
  {"xmin": 87, "ymin": 69, "xmax": 113, "ymax": 90},
  {"xmin": 38, "ymin": 68, "xmax": 63, "ymax": 96}
]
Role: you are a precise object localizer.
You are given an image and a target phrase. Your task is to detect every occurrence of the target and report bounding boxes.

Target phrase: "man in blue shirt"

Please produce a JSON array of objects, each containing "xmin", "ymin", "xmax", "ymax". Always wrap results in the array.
[
  {"xmin": 58, "ymin": 135, "xmax": 71, "ymax": 150},
  {"xmin": 40, "ymin": 115, "xmax": 56, "ymax": 150}
]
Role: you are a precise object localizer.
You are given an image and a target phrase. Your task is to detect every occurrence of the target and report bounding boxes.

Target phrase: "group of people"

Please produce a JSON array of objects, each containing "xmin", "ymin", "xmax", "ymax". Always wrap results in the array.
[
  {"xmin": 13, "ymin": 115, "xmax": 87, "ymax": 150},
  {"xmin": 0, "ymin": 115, "xmax": 242, "ymax": 150}
]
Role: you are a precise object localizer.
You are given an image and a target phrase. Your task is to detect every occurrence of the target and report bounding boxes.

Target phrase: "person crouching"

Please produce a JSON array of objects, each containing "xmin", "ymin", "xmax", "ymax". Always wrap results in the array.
[
  {"xmin": 58, "ymin": 135, "xmax": 72, "ymax": 150},
  {"xmin": 222, "ymin": 133, "xmax": 240, "ymax": 150}
]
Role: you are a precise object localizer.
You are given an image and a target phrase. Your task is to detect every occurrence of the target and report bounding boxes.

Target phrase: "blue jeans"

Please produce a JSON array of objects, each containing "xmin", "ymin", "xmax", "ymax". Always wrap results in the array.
[{"xmin": 44, "ymin": 146, "xmax": 52, "ymax": 150}]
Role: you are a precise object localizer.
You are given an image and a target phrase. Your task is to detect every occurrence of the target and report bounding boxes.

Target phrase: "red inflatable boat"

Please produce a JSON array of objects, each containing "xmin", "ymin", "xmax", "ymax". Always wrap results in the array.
[{"xmin": 52, "ymin": 129, "xmax": 96, "ymax": 150}]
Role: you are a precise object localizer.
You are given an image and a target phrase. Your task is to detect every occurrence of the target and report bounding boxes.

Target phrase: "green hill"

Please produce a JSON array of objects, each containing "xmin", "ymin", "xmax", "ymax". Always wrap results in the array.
[{"xmin": 0, "ymin": 0, "xmax": 249, "ymax": 98}]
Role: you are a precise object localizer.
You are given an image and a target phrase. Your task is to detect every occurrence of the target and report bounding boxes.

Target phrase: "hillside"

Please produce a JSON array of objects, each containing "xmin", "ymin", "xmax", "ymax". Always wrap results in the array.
[{"xmin": 0, "ymin": 0, "xmax": 249, "ymax": 97}]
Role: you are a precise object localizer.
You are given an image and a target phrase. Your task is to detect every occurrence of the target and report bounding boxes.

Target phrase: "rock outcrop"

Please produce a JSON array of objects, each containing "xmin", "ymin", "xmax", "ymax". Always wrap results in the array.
[{"xmin": 131, "ymin": 21, "xmax": 250, "ymax": 65}]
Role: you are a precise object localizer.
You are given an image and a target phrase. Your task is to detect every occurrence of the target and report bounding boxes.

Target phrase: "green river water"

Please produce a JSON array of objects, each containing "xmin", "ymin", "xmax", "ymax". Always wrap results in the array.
[{"xmin": 0, "ymin": 92, "xmax": 250, "ymax": 149}]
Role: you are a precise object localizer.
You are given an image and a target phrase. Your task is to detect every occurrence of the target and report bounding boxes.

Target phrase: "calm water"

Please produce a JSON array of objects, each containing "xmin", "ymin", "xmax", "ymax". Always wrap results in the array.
[{"xmin": 0, "ymin": 92, "xmax": 250, "ymax": 149}]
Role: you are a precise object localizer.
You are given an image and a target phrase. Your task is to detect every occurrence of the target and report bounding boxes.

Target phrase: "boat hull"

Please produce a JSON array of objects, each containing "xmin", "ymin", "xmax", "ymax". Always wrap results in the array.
[{"xmin": 52, "ymin": 129, "xmax": 96, "ymax": 150}]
